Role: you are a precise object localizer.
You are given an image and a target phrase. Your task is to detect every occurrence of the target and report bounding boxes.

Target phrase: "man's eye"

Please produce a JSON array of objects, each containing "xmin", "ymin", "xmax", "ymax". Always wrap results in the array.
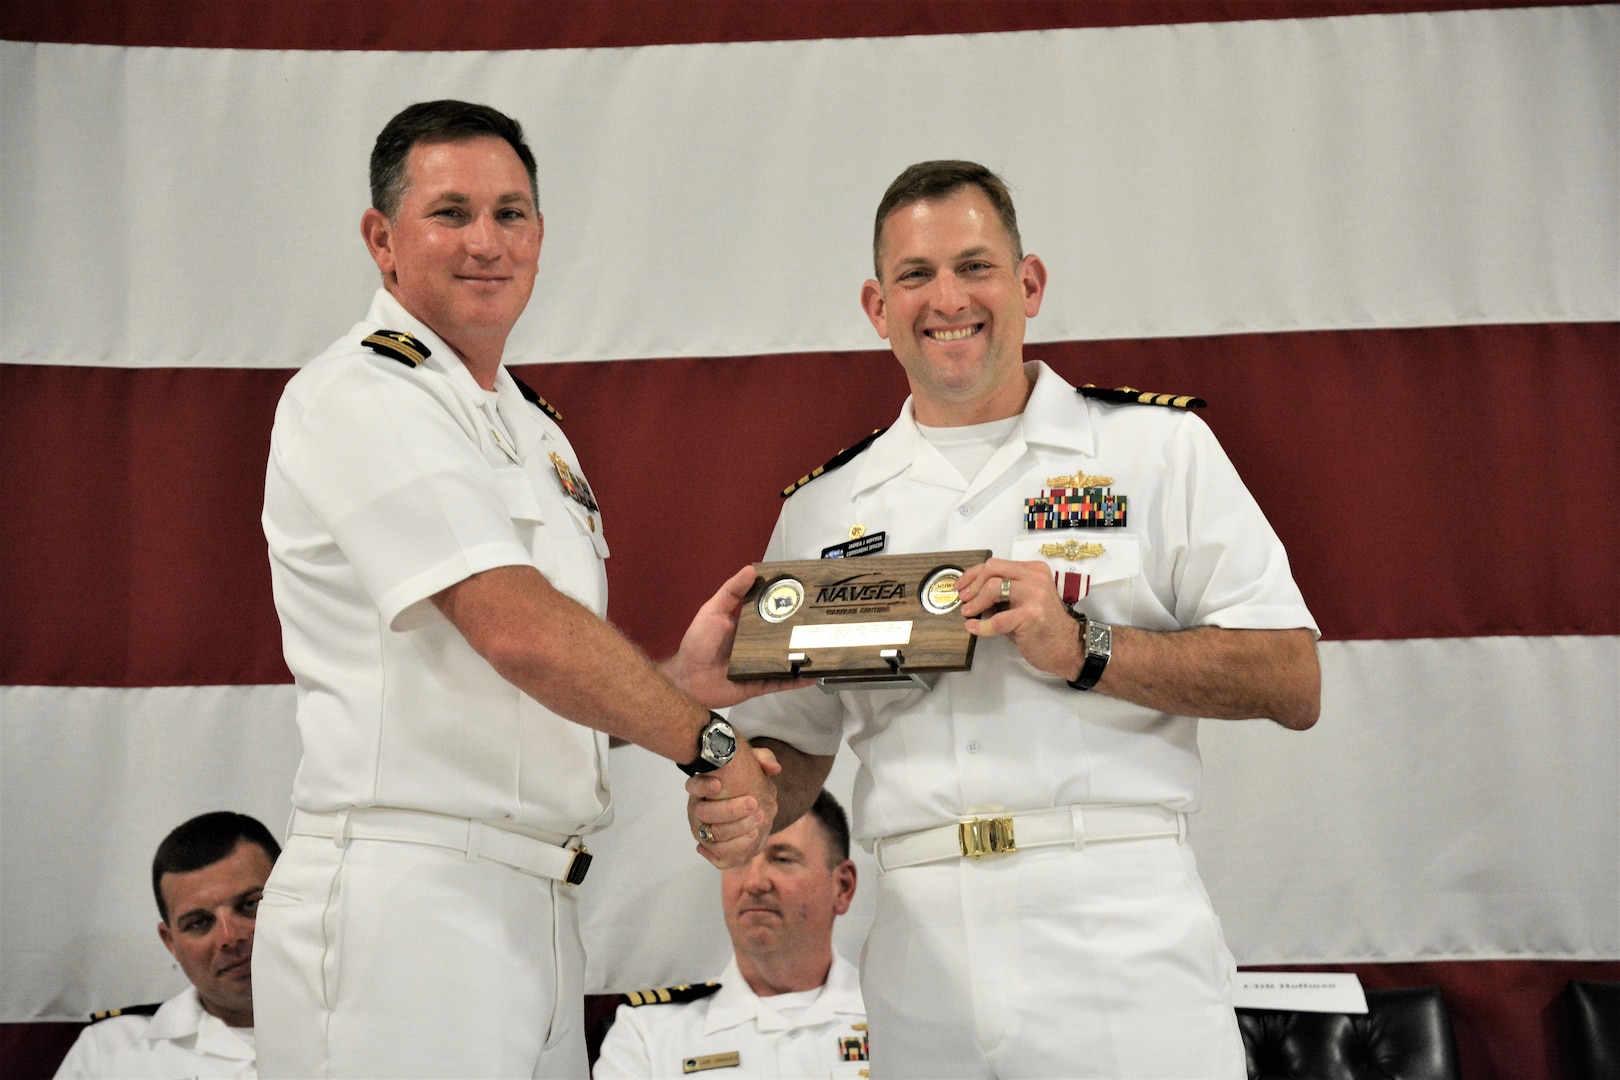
[
  {"xmin": 183, "ymin": 918, "xmax": 212, "ymax": 934},
  {"xmin": 241, "ymin": 896, "xmax": 261, "ymax": 916}
]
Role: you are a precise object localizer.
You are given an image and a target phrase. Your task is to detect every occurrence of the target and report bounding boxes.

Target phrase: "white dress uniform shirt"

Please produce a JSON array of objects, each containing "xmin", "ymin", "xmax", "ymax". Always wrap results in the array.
[
  {"xmin": 730, "ymin": 360, "xmax": 1317, "ymax": 841},
  {"xmin": 727, "ymin": 360, "xmax": 1315, "ymax": 1077},
  {"xmin": 263, "ymin": 287, "xmax": 612, "ymax": 835},
  {"xmin": 256, "ymin": 288, "xmax": 612, "ymax": 1077},
  {"xmin": 54, "ymin": 988, "xmax": 255, "ymax": 1079},
  {"xmin": 594, "ymin": 954, "xmax": 868, "ymax": 1080}
]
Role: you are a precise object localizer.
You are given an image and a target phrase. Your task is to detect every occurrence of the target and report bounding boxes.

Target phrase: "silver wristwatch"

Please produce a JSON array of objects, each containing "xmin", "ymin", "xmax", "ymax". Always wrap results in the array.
[{"xmin": 677, "ymin": 712, "xmax": 738, "ymax": 775}]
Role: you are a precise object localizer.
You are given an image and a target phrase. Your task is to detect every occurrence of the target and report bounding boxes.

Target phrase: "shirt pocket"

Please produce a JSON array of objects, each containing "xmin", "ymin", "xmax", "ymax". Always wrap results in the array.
[
  {"xmin": 1011, "ymin": 533, "xmax": 1140, "ymax": 624},
  {"xmin": 493, "ymin": 466, "xmax": 548, "ymax": 558}
]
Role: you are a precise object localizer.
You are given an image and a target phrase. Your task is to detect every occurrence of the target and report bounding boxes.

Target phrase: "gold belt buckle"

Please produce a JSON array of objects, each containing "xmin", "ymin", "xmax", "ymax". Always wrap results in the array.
[{"xmin": 958, "ymin": 816, "xmax": 1017, "ymax": 858}]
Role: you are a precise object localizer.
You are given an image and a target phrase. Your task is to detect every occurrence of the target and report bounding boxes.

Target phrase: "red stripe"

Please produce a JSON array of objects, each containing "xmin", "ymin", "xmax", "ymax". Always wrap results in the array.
[
  {"xmin": 0, "ymin": 0, "xmax": 1579, "ymax": 51},
  {"xmin": 5, "ymin": 958, "xmax": 1618, "ymax": 1076},
  {"xmin": 1, "ymin": 322, "xmax": 1613, "ymax": 687}
]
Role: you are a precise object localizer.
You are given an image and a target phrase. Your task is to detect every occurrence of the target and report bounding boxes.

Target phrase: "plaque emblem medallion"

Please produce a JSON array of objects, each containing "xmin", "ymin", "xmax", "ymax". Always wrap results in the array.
[
  {"xmin": 758, "ymin": 578, "xmax": 806, "ymax": 624},
  {"xmin": 920, "ymin": 567, "xmax": 965, "ymax": 615}
]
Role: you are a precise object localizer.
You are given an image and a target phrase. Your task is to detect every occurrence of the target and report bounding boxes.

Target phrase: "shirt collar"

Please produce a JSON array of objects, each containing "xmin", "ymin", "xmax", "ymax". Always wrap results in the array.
[
  {"xmin": 846, "ymin": 360, "xmax": 1094, "ymax": 498},
  {"xmin": 145, "ymin": 987, "xmax": 255, "ymax": 1061},
  {"xmin": 703, "ymin": 952, "xmax": 865, "ymax": 1036}
]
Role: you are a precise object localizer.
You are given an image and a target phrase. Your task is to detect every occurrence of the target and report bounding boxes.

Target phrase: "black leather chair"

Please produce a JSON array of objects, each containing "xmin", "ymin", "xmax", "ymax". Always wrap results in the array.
[
  {"xmin": 1561, "ymin": 980, "xmax": 1619, "ymax": 1080},
  {"xmin": 1237, "ymin": 985, "xmax": 1461, "ymax": 1080}
]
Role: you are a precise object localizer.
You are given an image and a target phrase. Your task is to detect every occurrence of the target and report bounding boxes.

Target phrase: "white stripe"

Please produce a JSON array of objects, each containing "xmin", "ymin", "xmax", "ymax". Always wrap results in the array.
[
  {"xmin": 2, "ymin": 5, "xmax": 1614, "ymax": 369},
  {"xmin": 1198, "ymin": 634, "xmax": 1619, "ymax": 963},
  {"xmin": 4, "ymin": 637, "xmax": 1614, "ymax": 1019},
  {"xmin": 0, "ymin": 684, "xmax": 300, "ymax": 1021}
]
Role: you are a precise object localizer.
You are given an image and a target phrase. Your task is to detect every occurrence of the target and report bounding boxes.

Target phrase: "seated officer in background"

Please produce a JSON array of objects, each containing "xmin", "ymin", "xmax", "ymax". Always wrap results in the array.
[
  {"xmin": 55, "ymin": 812, "xmax": 278, "ymax": 1079},
  {"xmin": 595, "ymin": 791, "xmax": 867, "ymax": 1079}
]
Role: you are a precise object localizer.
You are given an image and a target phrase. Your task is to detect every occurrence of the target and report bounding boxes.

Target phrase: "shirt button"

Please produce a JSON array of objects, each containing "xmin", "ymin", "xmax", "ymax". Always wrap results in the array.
[
  {"xmin": 958, "ymin": 505, "xmax": 972, "ymax": 516},
  {"xmin": 966, "ymin": 740, "xmax": 979, "ymax": 753}
]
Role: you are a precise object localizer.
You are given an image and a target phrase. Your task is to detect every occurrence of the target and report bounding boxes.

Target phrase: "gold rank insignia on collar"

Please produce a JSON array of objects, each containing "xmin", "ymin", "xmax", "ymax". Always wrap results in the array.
[
  {"xmin": 781, "ymin": 428, "xmax": 887, "ymax": 498},
  {"xmin": 620, "ymin": 982, "xmax": 721, "ymax": 1007},
  {"xmin": 1078, "ymin": 385, "xmax": 1206, "ymax": 409},
  {"xmin": 362, "ymin": 330, "xmax": 431, "ymax": 368},
  {"xmin": 683, "ymin": 1051, "xmax": 741, "ymax": 1074}
]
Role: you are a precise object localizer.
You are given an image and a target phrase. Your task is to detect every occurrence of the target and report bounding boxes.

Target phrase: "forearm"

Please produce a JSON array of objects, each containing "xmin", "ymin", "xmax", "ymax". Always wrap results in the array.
[
  {"xmin": 1094, "ymin": 625, "xmax": 1320, "ymax": 730},
  {"xmin": 750, "ymin": 738, "xmax": 835, "ymax": 833},
  {"xmin": 434, "ymin": 565, "xmax": 709, "ymax": 761}
]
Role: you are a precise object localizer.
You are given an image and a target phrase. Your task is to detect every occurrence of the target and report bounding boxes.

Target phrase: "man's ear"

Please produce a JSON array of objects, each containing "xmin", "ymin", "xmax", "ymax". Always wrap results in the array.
[
  {"xmin": 860, "ymin": 280, "xmax": 889, "ymax": 340},
  {"xmin": 360, "ymin": 208, "xmax": 397, "ymax": 281},
  {"xmin": 1020, "ymin": 254, "xmax": 1048, "ymax": 318},
  {"xmin": 157, "ymin": 920, "xmax": 177, "ymax": 960},
  {"xmin": 832, "ymin": 859, "xmax": 857, "ymax": 916}
]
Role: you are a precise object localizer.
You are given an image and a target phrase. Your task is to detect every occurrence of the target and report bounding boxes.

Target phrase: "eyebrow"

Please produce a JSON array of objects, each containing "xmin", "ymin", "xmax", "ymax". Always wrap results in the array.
[
  {"xmin": 892, "ymin": 245, "xmax": 996, "ymax": 270},
  {"xmin": 426, "ymin": 192, "xmax": 533, "ymax": 207},
  {"xmin": 173, "ymin": 886, "xmax": 264, "ymax": 924}
]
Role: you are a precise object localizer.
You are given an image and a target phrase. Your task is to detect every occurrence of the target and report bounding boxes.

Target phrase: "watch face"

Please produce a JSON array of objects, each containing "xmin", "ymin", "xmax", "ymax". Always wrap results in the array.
[
  {"xmin": 1087, "ymin": 622, "xmax": 1112, "ymax": 656},
  {"xmin": 702, "ymin": 722, "xmax": 737, "ymax": 764}
]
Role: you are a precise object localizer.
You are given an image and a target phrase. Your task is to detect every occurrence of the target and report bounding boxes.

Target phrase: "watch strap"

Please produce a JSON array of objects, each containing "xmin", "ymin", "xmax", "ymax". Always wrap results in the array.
[
  {"xmin": 677, "ymin": 712, "xmax": 734, "ymax": 776},
  {"xmin": 1067, "ymin": 615, "xmax": 1110, "ymax": 691}
]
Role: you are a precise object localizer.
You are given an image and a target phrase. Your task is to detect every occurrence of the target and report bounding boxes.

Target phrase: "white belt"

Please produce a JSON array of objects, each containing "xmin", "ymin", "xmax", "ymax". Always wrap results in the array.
[
  {"xmin": 288, "ymin": 807, "xmax": 592, "ymax": 885},
  {"xmin": 873, "ymin": 804, "xmax": 1186, "ymax": 872}
]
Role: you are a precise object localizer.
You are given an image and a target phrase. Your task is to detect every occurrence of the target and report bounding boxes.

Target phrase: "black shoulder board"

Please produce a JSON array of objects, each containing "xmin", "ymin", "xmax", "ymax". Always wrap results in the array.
[
  {"xmin": 781, "ymin": 428, "xmax": 887, "ymax": 499},
  {"xmin": 362, "ymin": 330, "xmax": 431, "ymax": 369},
  {"xmin": 89, "ymin": 1002, "xmax": 161, "ymax": 1024},
  {"xmin": 619, "ymin": 982, "xmax": 722, "ymax": 1007},
  {"xmin": 508, "ymin": 372, "xmax": 564, "ymax": 424},
  {"xmin": 1078, "ymin": 385, "xmax": 1206, "ymax": 410}
]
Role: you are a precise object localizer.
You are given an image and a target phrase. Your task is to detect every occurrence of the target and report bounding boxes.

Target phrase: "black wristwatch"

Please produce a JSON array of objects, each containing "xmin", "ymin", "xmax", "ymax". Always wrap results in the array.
[
  {"xmin": 677, "ymin": 712, "xmax": 738, "ymax": 775},
  {"xmin": 1067, "ymin": 615, "xmax": 1112, "ymax": 691}
]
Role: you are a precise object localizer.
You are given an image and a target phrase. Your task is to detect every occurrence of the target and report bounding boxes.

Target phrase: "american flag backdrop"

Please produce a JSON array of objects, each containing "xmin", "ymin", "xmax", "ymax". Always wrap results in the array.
[{"xmin": 1, "ymin": 3, "xmax": 1615, "ymax": 1076}]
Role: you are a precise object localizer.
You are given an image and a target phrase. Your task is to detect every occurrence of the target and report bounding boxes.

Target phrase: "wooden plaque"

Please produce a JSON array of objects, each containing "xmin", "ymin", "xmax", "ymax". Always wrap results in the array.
[{"xmin": 727, "ymin": 550, "xmax": 991, "ymax": 682}]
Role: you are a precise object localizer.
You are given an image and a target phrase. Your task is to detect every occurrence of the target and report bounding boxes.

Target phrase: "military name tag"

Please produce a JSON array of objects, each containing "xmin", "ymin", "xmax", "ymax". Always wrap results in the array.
[
  {"xmin": 683, "ymin": 1051, "xmax": 741, "ymax": 1073},
  {"xmin": 728, "ymin": 550, "xmax": 990, "ymax": 688}
]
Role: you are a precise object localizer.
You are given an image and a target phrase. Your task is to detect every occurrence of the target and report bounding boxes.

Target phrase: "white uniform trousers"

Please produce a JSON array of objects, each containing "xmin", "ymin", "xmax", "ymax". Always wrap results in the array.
[
  {"xmin": 861, "ymin": 836, "xmax": 1245, "ymax": 1079},
  {"xmin": 254, "ymin": 832, "xmax": 587, "ymax": 1078}
]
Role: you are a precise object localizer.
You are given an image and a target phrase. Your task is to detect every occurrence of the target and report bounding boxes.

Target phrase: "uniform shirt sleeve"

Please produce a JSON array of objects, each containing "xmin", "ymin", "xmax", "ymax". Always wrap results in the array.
[
  {"xmin": 1149, "ymin": 410, "xmax": 1318, "ymax": 635},
  {"xmin": 52, "ymin": 1025, "xmax": 100, "ymax": 1080},
  {"xmin": 592, "ymin": 1003, "xmax": 655, "ymax": 1079},
  {"xmin": 266, "ymin": 353, "xmax": 536, "ymax": 630}
]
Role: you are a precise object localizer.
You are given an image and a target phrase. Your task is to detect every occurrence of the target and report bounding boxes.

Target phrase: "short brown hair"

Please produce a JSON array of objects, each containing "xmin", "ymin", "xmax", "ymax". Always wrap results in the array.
[
  {"xmin": 872, "ymin": 160, "xmax": 1023, "ymax": 279},
  {"xmin": 152, "ymin": 812, "xmax": 280, "ymax": 924},
  {"xmin": 370, "ymin": 100, "xmax": 539, "ymax": 220}
]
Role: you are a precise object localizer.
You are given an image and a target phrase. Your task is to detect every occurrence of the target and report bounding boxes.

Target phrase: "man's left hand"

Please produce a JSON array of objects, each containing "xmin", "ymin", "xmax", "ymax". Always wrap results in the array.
[
  {"xmin": 957, "ymin": 558, "xmax": 1083, "ymax": 681},
  {"xmin": 663, "ymin": 565, "xmax": 813, "ymax": 708},
  {"xmin": 686, "ymin": 743, "xmax": 780, "ymax": 868}
]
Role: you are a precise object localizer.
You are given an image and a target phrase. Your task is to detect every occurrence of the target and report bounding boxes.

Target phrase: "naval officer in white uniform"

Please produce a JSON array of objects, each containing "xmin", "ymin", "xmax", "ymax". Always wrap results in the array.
[
  {"xmin": 691, "ymin": 160, "xmax": 1320, "ymax": 1078},
  {"xmin": 596, "ymin": 791, "xmax": 867, "ymax": 1080}
]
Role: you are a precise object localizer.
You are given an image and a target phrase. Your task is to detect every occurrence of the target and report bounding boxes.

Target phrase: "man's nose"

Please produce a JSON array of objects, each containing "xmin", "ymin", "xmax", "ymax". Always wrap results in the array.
[
  {"xmin": 463, "ymin": 212, "xmax": 501, "ymax": 257},
  {"xmin": 928, "ymin": 271, "xmax": 969, "ymax": 313},
  {"xmin": 741, "ymin": 858, "xmax": 774, "ymax": 893},
  {"xmin": 216, "ymin": 911, "xmax": 252, "ymax": 948}
]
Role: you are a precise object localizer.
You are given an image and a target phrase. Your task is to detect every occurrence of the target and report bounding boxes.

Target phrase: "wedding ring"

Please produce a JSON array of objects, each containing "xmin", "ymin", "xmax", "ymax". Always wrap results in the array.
[
  {"xmin": 697, "ymin": 823, "xmax": 715, "ymax": 844},
  {"xmin": 999, "ymin": 579, "xmax": 1013, "ymax": 602}
]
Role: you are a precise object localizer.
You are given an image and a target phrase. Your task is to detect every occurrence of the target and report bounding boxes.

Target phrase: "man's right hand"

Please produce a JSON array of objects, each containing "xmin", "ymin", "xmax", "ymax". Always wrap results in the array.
[{"xmin": 685, "ymin": 742, "xmax": 779, "ymax": 868}]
